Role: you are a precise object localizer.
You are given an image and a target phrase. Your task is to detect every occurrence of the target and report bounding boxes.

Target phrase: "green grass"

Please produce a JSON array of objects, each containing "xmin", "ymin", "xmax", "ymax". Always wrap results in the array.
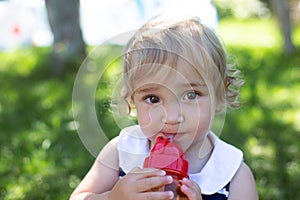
[
  {"xmin": 0, "ymin": 18, "xmax": 299, "ymax": 199},
  {"xmin": 221, "ymin": 46, "xmax": 300, "ymax": 199},
  {"xmin": 218, "ymin": 18, "xmax": 281, "ymax": 48},
  {"xmin": 218, "ymin": 18, "xmax": 300, "ymax": 50},
  {"xmin": 218, "ymin": 18, "xmax": 300, "ymax": 199}
]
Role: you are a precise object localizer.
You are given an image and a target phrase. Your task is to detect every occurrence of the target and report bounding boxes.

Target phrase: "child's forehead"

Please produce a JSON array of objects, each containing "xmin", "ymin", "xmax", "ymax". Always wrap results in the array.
[{"xmin": 132, "ymin": 62, "xmax": 206, "ymax": 90}]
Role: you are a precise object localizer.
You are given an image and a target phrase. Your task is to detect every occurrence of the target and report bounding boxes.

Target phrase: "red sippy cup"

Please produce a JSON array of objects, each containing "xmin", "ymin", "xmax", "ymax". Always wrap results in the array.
[{"xmin": 143, "ymin": 136, "xmax": 189, "ymax": 199}]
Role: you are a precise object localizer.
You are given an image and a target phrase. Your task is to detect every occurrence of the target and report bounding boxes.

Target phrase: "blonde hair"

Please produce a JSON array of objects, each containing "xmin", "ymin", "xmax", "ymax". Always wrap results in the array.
[{"xmin": 122, "ymin": 15, "xmax": 243, "ymax": 112}]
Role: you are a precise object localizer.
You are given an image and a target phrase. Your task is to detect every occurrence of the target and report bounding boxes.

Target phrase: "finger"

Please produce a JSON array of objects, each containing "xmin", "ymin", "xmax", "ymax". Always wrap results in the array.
[
  {"xmin": 135, "ymin": 175, "xmax": 173, "ymax": 192},
  {"xmin": 139, "ymin": 190, "xmax": 174, "ymax": 200},
  {"xmin": 180, "ymin": 178, "xmax": 202, "ymax": 200},
  {"xmin": 129, "ymin": 167, "xmax": 166, "ymax": 178},
  {"xmin": 181, "ymin": 178, "xmax": 200, "ymax": 190},
  {"xmin": 181, "ymin": 185, "xmax": 202, "ymax": 200}
]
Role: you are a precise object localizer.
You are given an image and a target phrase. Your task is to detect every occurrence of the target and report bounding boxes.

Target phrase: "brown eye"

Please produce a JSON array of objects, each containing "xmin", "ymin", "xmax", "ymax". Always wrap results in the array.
[{"xmin": 145, "ymin": 96, "xmax": 160, "ymax": 104}]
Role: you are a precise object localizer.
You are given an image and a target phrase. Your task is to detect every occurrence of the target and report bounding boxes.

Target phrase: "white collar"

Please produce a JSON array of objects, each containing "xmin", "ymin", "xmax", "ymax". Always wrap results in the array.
[
  {"xmin": 189, "ymin": 132, "xmax": 243, "ymax": 195},
  {"xmin": 118, "ymin": 126, "xmax": 243, "ymax": 195}
]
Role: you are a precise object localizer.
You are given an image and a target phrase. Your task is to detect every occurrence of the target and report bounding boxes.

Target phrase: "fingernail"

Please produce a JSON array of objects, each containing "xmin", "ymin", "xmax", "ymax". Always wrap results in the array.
[
  {"xmin": 181, "ymin": 185, "xmax": 188, "ymax": 191},
  {"xmin": 166, "ymin": 175, "xmax": 173, "ymax": 183},
  {"xmin": 160, "ymin": 170, "xmax": 166, "ymax": 175},
  {"xmin": 168, "ymin": 191, "xmax": 174, "ymax": 199},
  {"xmin": 182, "ymin": 177, "xmax": 188, "ymax": 182}
]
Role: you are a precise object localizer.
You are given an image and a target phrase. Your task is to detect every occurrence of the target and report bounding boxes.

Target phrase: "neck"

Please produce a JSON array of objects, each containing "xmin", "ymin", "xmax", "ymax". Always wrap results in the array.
[{"xmin": 185, "ymin": 135, "xmax": 213, "ymax": 174}]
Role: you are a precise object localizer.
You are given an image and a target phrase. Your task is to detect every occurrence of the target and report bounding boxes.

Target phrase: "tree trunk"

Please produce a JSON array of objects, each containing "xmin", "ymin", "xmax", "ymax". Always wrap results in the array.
[
  {"xmin": 270, "ymin": 0, "xmax": 296, "ymax": 54},
  {"xmin": 45, "ymin": 0, "xmax": 86, "ymax": 76}
]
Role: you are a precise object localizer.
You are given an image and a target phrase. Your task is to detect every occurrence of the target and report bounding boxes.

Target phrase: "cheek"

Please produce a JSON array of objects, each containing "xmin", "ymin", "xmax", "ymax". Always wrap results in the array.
[
  {"xmin": 136, "ymin": 105, "xmax": 164, "ymax": 136},
  {"xmin": 199, "ymin": 102, "xmax": 213, "ymax": 125},
  {"xmin": 187, "ymin": 100, "xmax": 213, "ymax": 130},
  {"xmin": 136, "ymin": 109, "xmax": 150, "ymax": 127}
]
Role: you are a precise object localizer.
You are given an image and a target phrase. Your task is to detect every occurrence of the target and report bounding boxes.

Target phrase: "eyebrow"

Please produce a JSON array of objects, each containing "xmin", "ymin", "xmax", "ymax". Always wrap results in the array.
[
  {"xmin": 135, "ymin": 82, "xmax": 207, "ymax": 93},
  {"xmin": 187, "ymin": 82, "xmax": 207, "ymax": 87},
  {"xmin": 135, "ymin": 86, "xmax": 160, "ymax": 94},
  {"xmin": 178, "ymin": 82, "xmax": 207, "ymax": 90}
]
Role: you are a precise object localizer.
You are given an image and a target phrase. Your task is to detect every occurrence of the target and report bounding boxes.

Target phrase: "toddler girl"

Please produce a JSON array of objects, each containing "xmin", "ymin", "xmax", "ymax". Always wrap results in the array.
[{"xmin": 70, "ymin": 15, "xmax": 258, "ymax": 200}]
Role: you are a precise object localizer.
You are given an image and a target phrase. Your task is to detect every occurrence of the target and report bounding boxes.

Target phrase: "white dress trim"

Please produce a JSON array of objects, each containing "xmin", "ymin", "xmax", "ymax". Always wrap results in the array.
[{"xmin": 117, "ymin": 125, "xmax": 243, "ymax": 195}]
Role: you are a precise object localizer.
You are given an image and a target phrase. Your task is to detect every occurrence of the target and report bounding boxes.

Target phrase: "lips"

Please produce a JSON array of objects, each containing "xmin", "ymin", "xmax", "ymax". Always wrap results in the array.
[
  {"xmin": 163, "ymin": 133, "xmax": 176, "ymax": 140},
  {"xmin": 159, "ymin": 132, "xmax": 185, "ymax": 141},
  {"xmin": 155, "ymin": 132, "xmax": 175, "ymax": 140}
]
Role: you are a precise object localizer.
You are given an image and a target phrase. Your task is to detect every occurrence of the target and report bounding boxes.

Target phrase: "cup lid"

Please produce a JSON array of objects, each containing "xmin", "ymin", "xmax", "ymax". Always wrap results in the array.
[{"xmin": 143, "ymin": 136, "xmax": 189, "ymax": 178}]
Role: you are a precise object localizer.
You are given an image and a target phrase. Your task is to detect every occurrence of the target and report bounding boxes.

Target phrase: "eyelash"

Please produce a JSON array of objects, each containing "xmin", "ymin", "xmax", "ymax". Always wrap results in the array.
[
  {"xmin": 143, "ymin": 90, "xmax": 202, "ymax": 104},
  {"xmin": 183, "ymin": 91, "xmax": 202, "ymax": 100},
  {"xmin": 144, "ymin": 95, "xmax": 160, "ymax": 104}
]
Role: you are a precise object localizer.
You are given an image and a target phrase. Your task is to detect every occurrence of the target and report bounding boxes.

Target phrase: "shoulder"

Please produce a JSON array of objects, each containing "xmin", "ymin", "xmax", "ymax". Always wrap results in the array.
[
  {"xmin": 70, "ymin": 136, "xmax": 121, "ymax": 197},
  {"xmin": 97, "ymin": 136, "xmax": 120, "ymax": 170},
  {"xmin": 99, "ymin": 125, "xmax": 143, "ymax": 158},
  {"xmin": 118, "ymin": 125, "xmax": 148, "ymax": 153},
  {"xmin": 228, "ymin": 162, "xmax": 259, "ymax": 200}
]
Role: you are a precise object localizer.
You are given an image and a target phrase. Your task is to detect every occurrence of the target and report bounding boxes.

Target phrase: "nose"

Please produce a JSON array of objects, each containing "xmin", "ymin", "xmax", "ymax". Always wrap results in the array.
[{"xmin": 162, "ymin": 101, "xmax": 184, "ymax": 125}]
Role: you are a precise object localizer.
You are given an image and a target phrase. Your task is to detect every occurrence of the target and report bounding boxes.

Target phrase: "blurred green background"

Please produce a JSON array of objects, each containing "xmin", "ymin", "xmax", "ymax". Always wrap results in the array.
[{"xmin": 0, "ymin": 0, "xmax": 300, "ymax": 199}]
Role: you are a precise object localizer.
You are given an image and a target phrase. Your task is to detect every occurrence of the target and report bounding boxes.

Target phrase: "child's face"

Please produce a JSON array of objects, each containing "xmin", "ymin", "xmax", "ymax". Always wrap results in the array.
[{"xmin": 132, "ymin": 63, "xmax": 214, "ymax": 151}]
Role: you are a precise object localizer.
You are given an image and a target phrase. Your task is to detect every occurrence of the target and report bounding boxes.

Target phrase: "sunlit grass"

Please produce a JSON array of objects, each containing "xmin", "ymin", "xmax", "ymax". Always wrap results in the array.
[
  {"xmin": 218, "ymin": 18, "xmax": 281, "ymax": 48},
  {"xmin": 0, "ymin": 47, "xmax": 49, "ymax": 76},
  {"xmin": 216, "ymin": 17, "xmax": 300, "ymax": 199},
  {"xmin": 294, "ymin": 23, "xmax": 300, "ymax": 44}
]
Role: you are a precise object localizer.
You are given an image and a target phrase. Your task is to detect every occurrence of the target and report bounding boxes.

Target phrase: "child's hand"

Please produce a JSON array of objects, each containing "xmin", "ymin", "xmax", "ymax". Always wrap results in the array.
[
  {"xmin": 180, "ymin": 178, "xmax": 203, "ymax": 200},
  {"xmin": 109, "ymin": 167, "xmax": 174, "ymax": 200}
]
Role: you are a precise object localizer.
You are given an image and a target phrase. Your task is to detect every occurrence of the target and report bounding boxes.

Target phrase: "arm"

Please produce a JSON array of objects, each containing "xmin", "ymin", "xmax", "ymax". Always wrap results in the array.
[
  {"xmin": 70, "ymin": 137, "xmax": 120, "ymax": 200},
  {"xmin": 70, "ymin": 137, "xmax": 174, "ymax": 200},
  {"xmin": 228, "ymin": 162, "xmax": 259, "ymax": 200}
]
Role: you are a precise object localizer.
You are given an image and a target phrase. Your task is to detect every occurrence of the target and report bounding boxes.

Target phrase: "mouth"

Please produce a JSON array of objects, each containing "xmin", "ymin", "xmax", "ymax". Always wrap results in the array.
[
  {"xmin": 157, "ymin": 132, "xmax": 179, "ymax": 141},
  {"xmin": 164, "ymin": 133, "xmax": 175, "ymax": 140}
]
